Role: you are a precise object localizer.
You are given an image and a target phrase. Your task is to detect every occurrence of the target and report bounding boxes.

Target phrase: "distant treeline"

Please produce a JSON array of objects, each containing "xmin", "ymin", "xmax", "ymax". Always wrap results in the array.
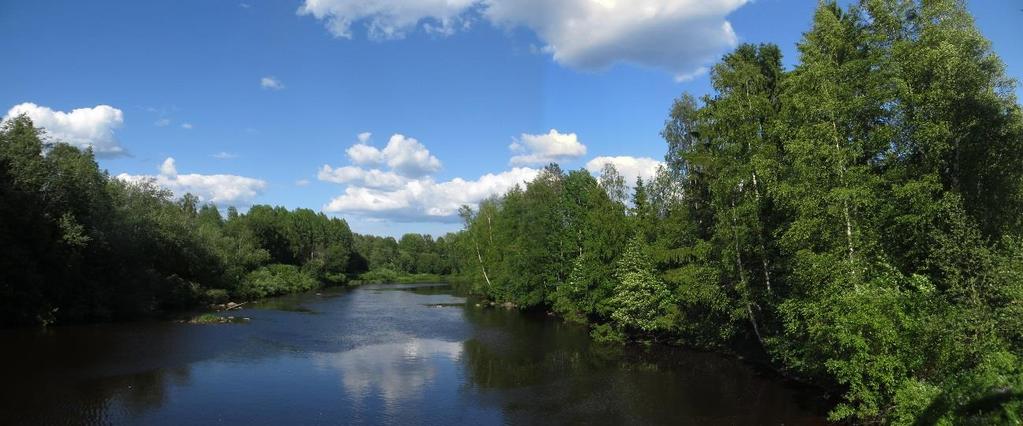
[
  {"xmin": 0, "ymin": 115, "xmax": 468, "ymax": 325},
  {"xmin": 351, "ymin": 233, "xmax": 461, "ymax": 277},
  {"xmin": 453, "ymin": 1, "xmax": 1023, "ymax": 423}
]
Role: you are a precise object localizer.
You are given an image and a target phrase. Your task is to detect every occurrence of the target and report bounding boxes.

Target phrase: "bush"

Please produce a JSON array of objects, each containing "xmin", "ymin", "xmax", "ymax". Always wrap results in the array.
[
  {"xmin": 236, "ymin": 264, "xmax": 319, "ymax": 300},
  {"xmin": 203, "ymin": 288, "xmax": 230, "ymax": 304},
  {"xmin": 356, "ymin": 268, "xmax": 400, "ymax": 283},
  {"xmin": 590, "ymin": 322, "xmax": 626, "ymax": 345}
]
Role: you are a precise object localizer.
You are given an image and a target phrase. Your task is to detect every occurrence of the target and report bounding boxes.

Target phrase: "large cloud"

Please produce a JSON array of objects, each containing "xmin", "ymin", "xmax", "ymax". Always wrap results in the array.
[
  {"xmin": 342, "ymin": 133, "xmax": 442, "ymax": 178},
  {"xmin": 299, "ymin": 0, "xmax": 747, "ymax": 79},
  {"xmin": 509, "ymin": 129, "xmax": 586, "ymax": 166},
  {"xmin": 5, "ymin": 103, "xmax": 126, "ymax": 156},
  {"xmin": 585, "ymin": 155, "xmax": 663, "ymax": 185},
  {"xmin": 485, "ymin": 0, "xmax": 744, "ymax": 80},
  {"xmin": 117, "ymin": 158, "xmax": 267, "ymax": 206},
  {"xmin": 323, "ymin": 167, "xmax": 538, "ymax": 221},
  {"xmin": 318, "ymin": 165, "xmax": 409, "ymax": 190},
  {"xmin": 320, "ymin": 132, "xmax": 538, "ymax": 221}
]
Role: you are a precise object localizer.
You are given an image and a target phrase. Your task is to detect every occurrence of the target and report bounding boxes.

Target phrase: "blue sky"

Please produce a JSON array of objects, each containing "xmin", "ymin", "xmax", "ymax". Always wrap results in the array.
[{"xmin": 2, "ymin": 0, "xmax": 1020, "ymax": 237}]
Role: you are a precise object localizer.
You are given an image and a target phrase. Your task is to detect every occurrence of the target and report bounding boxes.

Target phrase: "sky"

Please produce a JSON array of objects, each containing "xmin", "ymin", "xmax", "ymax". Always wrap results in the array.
[{"xmin": 1, "ymin": 0, "xmax": 1021, "ymax": 237}]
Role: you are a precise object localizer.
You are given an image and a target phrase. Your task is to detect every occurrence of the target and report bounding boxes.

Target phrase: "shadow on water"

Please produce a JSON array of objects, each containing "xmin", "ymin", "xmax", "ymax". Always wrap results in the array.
[
  {"xmin": 0, "ymin": 322, "xmax": 200, "ymax": 425},
  {"xmin": 0, "ymin": 283, "xmax": 828, "ymax": 425},
  {"xmin": 458, "ymin": 302, "xmax": 830, "ymax": 425}
]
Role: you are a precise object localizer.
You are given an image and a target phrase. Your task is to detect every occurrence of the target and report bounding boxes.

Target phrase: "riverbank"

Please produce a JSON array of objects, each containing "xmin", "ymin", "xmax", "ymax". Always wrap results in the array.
[{"xmin": 448, "ymin": 277, "xmax": 841, "ymax": 412}]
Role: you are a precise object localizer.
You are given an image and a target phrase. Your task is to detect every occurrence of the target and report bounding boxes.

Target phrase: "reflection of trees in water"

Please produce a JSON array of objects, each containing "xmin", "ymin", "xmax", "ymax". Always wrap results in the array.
[
  {"xmin": 0, "ymin": 323, "xmax": 209, "ymax": 425},
  {"xmin": 459, "ymin": 306, "xmax": 828, "ymax": 425},
  {"xmin": 0, "ymin": 365, "xmax": 192, "ymax": 425}
]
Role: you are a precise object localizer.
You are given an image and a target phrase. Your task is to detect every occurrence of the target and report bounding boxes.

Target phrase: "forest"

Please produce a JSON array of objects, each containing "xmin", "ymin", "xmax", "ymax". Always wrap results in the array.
[
  {"xmin": 455, "ymin": 1, "xmax": 1023, "ymax": 423},
  {"xmin": 2, "ymin": 0, "xmax": 1022, "ymax": 423},
  {"xmin": 0, "ymin": 114, "xmax": 461, "ymax": 324}
]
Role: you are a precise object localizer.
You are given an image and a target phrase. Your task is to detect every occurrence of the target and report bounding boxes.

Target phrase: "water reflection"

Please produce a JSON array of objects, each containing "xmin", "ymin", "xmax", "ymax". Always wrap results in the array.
[
  {"xmin": 313, "ymin": 338, "xmax": 463, "ymax": 410},
  {"xmin": 0, "ymin": 284, "xmax": 827, "ymax": 425},
  {"xmin": 0, "ymin": 328, "xmax": 195, "ymax": 425},
  {"xmin": 458, "ymin": 305, "xmax": 828, "ymax": 425}
]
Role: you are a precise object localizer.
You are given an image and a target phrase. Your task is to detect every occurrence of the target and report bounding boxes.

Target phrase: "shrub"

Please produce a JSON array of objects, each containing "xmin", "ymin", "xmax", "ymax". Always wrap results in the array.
[{"xmin": 236, "ymin": 264, "xmax": 319, "ymax": 300}]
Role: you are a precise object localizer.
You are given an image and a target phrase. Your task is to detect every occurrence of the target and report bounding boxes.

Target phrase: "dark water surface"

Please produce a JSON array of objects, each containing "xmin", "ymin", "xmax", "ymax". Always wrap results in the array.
[{"xmin": 0, "ymin": 284, "xmax": 828, "ymax": 425}]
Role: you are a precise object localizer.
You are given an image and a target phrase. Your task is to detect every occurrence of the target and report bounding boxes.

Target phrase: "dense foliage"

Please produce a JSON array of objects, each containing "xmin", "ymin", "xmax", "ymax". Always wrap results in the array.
[
  {"xmin": 350, "ymin": 232, "xmax": 461, "ymax": 278},
  {"xmin": 0, "ymin": 117, "xmax": 364, "ymax": 325},
  {"xmin": 0, "ymin": 112, "xmax": 471, "ymax": 325},
  {"xmin": 453, "ymin": 1, "xmax": 1023, "ymax": 423}
]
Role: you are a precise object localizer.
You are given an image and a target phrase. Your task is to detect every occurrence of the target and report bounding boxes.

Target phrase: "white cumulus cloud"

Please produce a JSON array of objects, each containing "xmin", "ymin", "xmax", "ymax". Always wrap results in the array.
[
  {"xmin": 323, "ymin": 167, "xmax": 538, "ymax": 221},
  {"xmin": 346, "ymin": 143, "xmax": 384, "ymax": 166},
  {"xmin": 299, "ymin": 0, "xmax": 747, "ymax": 78},
  {"xmin": 484, "ymin": 0, "xmax": 744, "ymax": 79},
  {"xmin": 5, "ymin": 103, "xmax": 126, "ymax": 156},
  {"xmin": 261, "ymin": 76, "xmax": 284, "ymax": 90},
  {"xmin": 585, "ymin": 155, "xmax": 663, "ymax": 185},
  {"xmin": 318, "ymin": 165, "xmax": 409, "ymax": 190},
  {"xmin": 159, "ymin": 157, "xmax": 178, "ymax": 176},
  {"xmin": 509, "ymin": 129, "xmax": 586, "ymax": 166},
  {"xmin": 341, "ymin": 133, "xmax": 441, "ymax": 178},
  {"xmin": 320, "ymin": 131, "xmax": 539, "ymax": 221},
  {"xmin": 117, "ymin": 157, "xmax": 267, "ymax": 206},
  {"xmin": 380, "ymin": 134, "xmax": 442, "ymax": 177}
]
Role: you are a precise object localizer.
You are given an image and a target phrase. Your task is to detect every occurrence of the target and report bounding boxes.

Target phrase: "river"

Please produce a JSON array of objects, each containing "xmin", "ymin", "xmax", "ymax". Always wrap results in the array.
[{"xmin": 0, "ymin": 283, "xmax": 829, "ymax": 425}]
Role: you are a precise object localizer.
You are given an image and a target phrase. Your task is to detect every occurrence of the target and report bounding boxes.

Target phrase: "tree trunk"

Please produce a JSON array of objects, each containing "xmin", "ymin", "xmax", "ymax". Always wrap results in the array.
[
  {"xmin": 831, "ymin": 111, "xmax": 856, "ymax": 276},
  {"xmin": 730, "ymin": 199, "xmax": 747, "ymax": 286},
  {"xmin": 744, "ymin": 85, "xmax": 773, "ymax": 293},
  {"xmin": 472, "ymin": 233, "xmax": 493, "ymax": 290}
]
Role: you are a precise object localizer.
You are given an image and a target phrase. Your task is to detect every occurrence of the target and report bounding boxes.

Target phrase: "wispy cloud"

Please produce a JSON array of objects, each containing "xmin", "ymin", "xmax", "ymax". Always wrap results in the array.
[{"xmin": 260, "ymin": 76, "xmax": 284, "ymax": 90}]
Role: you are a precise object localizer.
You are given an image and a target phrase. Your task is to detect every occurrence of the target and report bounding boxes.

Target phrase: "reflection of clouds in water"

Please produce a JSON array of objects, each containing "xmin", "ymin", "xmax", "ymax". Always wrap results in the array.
[{"xmin": 313, "ymin": 339, "xmax": 463, "ymax": 410}]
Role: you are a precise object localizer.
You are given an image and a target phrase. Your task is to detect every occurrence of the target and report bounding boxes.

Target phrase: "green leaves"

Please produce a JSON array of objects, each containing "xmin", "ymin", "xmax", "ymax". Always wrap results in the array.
[
  {"xmin": 609, "ymin": 236, "xmax": 676, "ymax": 336},
  {"xmin": 237, "ymin": 264, "xmax": 319, "ymax": 300},
  {"xmin": 58, "ymin": 212, "xmax": 91, "ymax": 249},
  {"xmin": 451, "ymin": 1, "xmax": 1023, "ymax": 423},
  {"xmin": 0, "ymin": 116, "xmax": 368, "ymax": 324}
]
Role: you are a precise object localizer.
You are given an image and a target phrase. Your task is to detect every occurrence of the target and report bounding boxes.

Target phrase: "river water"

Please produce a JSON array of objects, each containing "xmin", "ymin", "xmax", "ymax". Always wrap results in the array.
[{"xmin": 0, "ymin": 283, "xmax": 828, "ymax": 425}]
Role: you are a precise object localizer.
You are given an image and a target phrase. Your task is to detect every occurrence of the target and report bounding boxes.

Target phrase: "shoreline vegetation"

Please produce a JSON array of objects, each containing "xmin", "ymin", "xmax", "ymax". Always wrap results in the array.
[
  {"xmin": 0, "ymin": 112, "xmax": 465, "ymax": 326},
  {"xmin": 449, "ymin": 2, "xmax": 1023, "ymax": 423},
  {"xmin": 2, "ymin": 1, "xmax": 1022, "ymax": 424}
]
